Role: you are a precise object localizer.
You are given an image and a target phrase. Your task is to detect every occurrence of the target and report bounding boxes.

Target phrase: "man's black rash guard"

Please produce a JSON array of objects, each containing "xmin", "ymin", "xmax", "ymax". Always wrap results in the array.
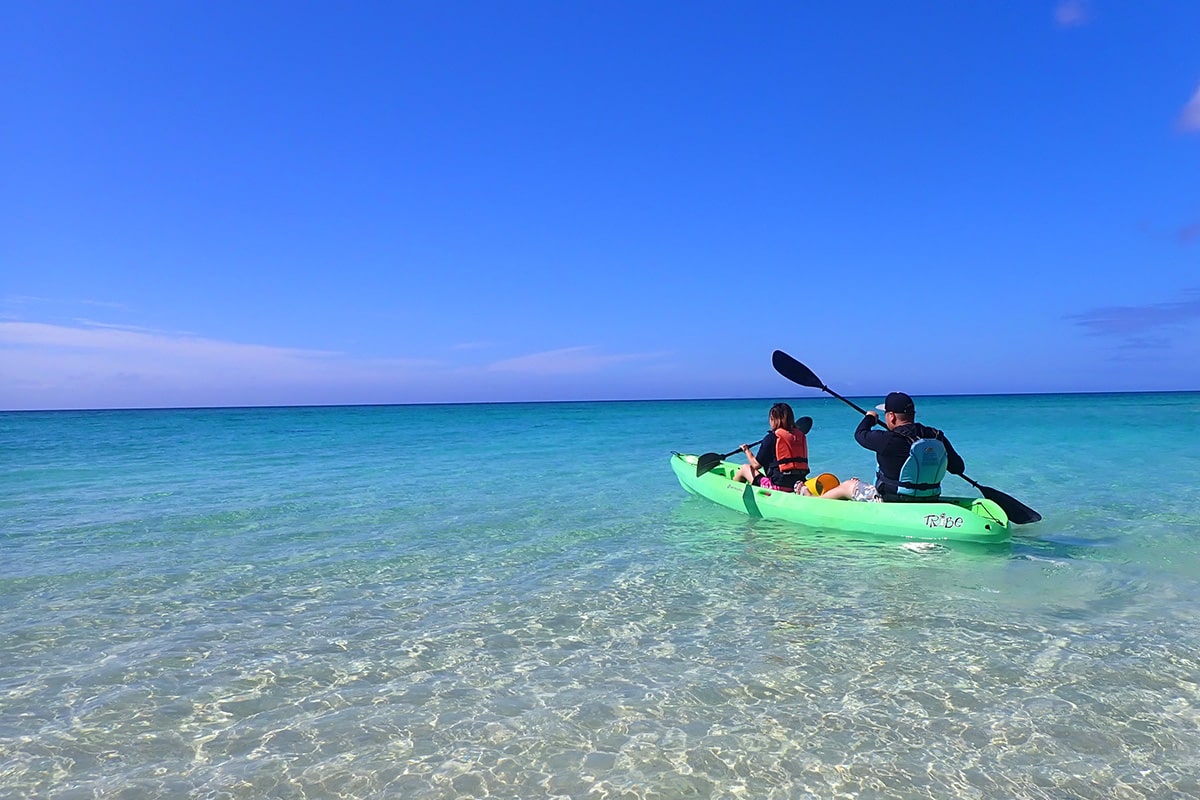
[{"xmin": 854, "ymin": 416, "xmax": 965, "ymax": 495}]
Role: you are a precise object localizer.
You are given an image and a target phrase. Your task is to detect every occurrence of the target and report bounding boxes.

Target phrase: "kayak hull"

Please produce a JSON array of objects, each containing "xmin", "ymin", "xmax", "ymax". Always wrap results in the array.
[{"xmin": 670, "ymin": 453, "xmax": 1010, "ymax": 545}]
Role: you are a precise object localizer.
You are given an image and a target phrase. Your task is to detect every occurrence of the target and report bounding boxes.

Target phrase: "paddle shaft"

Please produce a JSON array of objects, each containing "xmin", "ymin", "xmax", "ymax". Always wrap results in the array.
[{"xmin": 822, "ymin": 386, "xmax": 872, "ymax": 418}]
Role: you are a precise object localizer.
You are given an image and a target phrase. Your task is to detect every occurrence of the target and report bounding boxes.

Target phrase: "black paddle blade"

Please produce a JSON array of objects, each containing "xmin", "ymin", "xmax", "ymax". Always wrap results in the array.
[
  {"xmin": 980, "ymin": 484, "xmax": 1042, "ymax": 525},
  {"xmin": 696, "ymin": 444, "xmax": 748, "ymax": 477},
  {"xmin": 960, "ymin": 473, "xmax": 1040, "ymax": 524},
  {"xmin": 772, "ymin": 350, "xmax": 824, "ymax": 389},
  {"xmin": 796, "ymin": 415, "xmax": 813, "ymax": 434},
  {"xmin": 695, "ymin": 452, "xmax": 725, "ymax": 477}
]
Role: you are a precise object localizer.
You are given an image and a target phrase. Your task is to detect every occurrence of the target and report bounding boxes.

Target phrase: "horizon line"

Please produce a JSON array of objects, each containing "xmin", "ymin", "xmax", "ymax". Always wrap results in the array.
[{"xmin": 3, "ymin": 387, "xmax": 1197, "ymax": 414}]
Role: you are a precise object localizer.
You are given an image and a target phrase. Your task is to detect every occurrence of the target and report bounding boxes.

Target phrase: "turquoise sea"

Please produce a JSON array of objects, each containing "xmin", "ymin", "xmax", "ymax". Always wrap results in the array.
[{"xmin": 3, "ymin": 393, "xmax": 1200, "ymax": 799}]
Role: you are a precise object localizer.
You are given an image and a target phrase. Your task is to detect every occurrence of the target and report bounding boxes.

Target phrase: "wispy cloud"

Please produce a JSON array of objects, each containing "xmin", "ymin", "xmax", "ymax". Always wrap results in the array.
[
  {"xmin": 1114, "ymin": 336, "xmax": 1172, "ymax": 351},
  {"xmin": 1054, "ymin": 0, "xmax": 1090, "ymax": 27},
  {"xmin": 1178, "ymin": 84, "xmax": 1200, "ymax": 133},
  {"xmin": 1, "ymin": 295, "xmax": 130, "ymax": 321},
  {"xmin": 71, "ymin": 318, "xmax": 200, "ymax": 336},
  {"xmin": 1, "ymin": 295, "xmax": 129, "ymax": 311},
  {"xmin": 487, "ymin": 345, "xmax": 666, "ymax": 374},
  {"xmin": 1067, "ymin": 289, "xmax": 1200, "ymax": 348},
  {"xmin": 0, "ymin": 321, "xmax": 674, "ymax": 409},
  {"xmin": 1, "ymin": 321, "xmax": 340, "ymax": 364},
  {"xmin": 0, "ymin": 321, "xmax": 440, "ymax": 408}
]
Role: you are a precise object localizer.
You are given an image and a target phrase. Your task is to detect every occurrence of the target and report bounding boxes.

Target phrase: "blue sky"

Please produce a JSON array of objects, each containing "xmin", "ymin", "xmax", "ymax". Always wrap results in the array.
[{"xmin": 3, "ymin": 1, "xmax": 1198, "ymax": 410}]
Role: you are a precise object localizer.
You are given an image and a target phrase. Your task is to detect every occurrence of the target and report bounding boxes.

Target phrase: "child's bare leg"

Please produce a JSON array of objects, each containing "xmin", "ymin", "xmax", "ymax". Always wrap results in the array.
[{"xmin": 733, "ymin": 463, "xmax": 757, "ymax": 484}]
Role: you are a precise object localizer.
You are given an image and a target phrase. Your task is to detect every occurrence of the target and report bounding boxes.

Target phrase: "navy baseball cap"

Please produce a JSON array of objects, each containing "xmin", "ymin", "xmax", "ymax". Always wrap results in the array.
[{"xmin": 876, "ymin": 391, "xmax": 915, "ymax": 414}]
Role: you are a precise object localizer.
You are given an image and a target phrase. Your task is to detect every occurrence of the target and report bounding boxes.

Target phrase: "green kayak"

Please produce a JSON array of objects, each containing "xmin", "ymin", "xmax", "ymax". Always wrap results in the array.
[{"xmin": 669, "ymin": 453, "xmax": 1011, "ymax": 545}]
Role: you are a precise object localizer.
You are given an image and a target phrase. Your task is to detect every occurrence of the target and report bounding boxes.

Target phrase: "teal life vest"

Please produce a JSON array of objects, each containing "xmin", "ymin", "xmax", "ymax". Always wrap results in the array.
[{"xmin": 894, "ymin": 435, "xmax": 948, "ymax": 498}]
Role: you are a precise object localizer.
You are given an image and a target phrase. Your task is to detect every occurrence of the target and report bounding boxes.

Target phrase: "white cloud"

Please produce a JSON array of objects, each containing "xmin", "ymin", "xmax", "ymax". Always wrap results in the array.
[
  {"xmin": 1179, "ymin": 84, "xmax": 1200, "ymax": 133},
  {"xmin": 1054, "ymin": 0, "xmax": 1090, "ymax": 27}
]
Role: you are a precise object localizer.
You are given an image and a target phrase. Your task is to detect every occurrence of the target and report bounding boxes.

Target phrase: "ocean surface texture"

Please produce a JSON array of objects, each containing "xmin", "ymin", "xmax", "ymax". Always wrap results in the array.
[{"xmin": 3, "ymin": 394, "xmax": 1199, "ymax": 799}]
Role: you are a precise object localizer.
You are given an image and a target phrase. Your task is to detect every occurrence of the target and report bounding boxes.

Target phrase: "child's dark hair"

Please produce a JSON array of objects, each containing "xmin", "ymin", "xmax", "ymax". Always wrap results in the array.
[{"xmin": 769, "ymin": 402, "xmax": 795, "ymax": 429}]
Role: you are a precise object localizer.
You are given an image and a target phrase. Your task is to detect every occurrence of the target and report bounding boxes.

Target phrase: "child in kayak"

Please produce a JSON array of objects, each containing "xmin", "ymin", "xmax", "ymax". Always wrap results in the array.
[{"xmin": 732, "ymin": 402, "xmax": 812, "ymax": 492}]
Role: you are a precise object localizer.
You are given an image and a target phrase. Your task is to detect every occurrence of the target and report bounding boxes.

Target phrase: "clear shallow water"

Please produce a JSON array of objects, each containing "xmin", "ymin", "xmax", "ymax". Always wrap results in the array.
[{"xmin": 3, "ymin": 395, "xmax": 1200, "ymax": 799}]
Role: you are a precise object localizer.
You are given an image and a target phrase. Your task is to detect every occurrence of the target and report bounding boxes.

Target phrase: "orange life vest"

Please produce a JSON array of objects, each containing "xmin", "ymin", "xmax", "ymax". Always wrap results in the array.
[{"xmin": 773, "ymin": 426, "xmax": 809, "ymax": 474}]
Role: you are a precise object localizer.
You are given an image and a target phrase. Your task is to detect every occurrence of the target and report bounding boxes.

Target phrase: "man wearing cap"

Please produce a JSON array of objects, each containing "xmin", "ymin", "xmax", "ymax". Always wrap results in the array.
[{"xmin": 855, "ymin": 392, "xmax": 965, "ymax": 501}]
